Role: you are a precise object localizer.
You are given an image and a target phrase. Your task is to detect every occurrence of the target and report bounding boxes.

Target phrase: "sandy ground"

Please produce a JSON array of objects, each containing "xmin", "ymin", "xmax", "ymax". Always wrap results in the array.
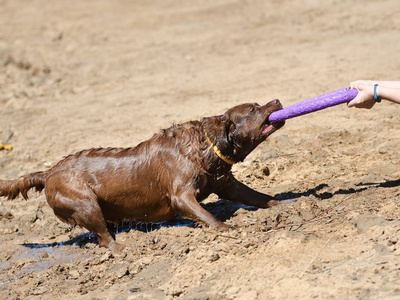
[{"xmin": 1, "ymin": 0, "xmax": 400, "ymax": 299}]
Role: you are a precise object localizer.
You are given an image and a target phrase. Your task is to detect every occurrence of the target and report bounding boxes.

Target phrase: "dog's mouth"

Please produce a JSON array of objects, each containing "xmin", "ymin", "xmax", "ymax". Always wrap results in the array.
[
  {"xmin": 261, "ymin": 121, "xmax": 284, "ymax": 136},
  {"xmin": 261, "ymin": 101, "xmax": 285, "ymax": 136}
]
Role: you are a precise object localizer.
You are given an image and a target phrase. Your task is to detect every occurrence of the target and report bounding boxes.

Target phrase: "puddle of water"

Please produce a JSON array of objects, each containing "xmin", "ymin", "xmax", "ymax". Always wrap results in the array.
[
  {"xmin": 0, "ymin": 217, "xmax": 194, "ymax": 295},
  {"xmin": 0, "ymin": 245, "xmax": 84, "ymax": 291},
  {"xmin": 0, "ymin": 218, "xmax": 194, "ymax": 290}
]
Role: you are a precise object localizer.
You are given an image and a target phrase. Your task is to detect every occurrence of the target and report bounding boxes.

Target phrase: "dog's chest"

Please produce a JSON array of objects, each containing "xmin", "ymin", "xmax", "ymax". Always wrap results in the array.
[{"xmin": 193, "ymin": 173, "xmax": 228, "ymax": 201}]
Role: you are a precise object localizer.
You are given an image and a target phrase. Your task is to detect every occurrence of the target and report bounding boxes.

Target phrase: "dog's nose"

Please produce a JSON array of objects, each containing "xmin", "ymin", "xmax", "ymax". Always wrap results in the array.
[{"xmin": 271, "ymin": 99, "xmax": 282, "ymax": 109}]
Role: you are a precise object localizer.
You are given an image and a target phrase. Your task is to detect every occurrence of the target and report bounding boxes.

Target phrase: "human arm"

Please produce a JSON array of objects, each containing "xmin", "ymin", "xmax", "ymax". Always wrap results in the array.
[{"xmin": 347, "ymin": 80, "xmax": 400, "ymax": 109}]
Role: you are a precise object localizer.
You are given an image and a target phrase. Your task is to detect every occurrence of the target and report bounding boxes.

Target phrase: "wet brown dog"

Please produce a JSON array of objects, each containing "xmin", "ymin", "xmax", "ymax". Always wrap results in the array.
[{"xmin": 0, "ymin": 100, "xmax": 286, "ymax": 250}]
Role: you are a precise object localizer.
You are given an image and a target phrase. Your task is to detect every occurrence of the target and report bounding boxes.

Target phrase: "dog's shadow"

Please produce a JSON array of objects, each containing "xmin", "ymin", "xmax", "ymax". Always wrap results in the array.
[
  {"xmin": 22, "ymin": 178, "xmax": 400, "ymax": 249},
  {"xmin": 22, "ymin": 218, "xmax": 195, "ymax": 249},
  {"xmin": 207, "ymin": 178, "xmax": 400, "ymax": 222}
]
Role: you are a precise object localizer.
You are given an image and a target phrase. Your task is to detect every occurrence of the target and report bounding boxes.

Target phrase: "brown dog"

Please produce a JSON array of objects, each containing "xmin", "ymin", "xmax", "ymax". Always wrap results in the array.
[{"xmin": 0, "ymin": 100, "xmax": 286, "ymax": 250}]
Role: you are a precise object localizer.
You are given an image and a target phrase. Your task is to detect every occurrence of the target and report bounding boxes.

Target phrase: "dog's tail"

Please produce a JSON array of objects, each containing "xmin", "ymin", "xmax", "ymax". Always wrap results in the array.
[{"xmin": 0, "ymin": 171, "xmax": 46, "ymax": 200}]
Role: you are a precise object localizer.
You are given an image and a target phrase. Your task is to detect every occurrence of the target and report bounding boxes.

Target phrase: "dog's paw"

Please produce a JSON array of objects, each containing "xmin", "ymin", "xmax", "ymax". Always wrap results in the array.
[
  {"xmin": 267, "ymin": 200, "xmax": 279, "ymax": 207},
  {"xmin": 215, "ymin": 223, "xmax": 230, "ymax": 232},
  {"xmin": 267, "ymin": 198, "xmax": 297, "ymax": 207}
]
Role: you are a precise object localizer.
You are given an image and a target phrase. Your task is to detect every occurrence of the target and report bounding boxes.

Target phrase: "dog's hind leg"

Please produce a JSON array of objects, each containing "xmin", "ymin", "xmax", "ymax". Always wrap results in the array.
[{"xmin": 45, "ymin": 177, "xmax": 122, "ymax": 250}]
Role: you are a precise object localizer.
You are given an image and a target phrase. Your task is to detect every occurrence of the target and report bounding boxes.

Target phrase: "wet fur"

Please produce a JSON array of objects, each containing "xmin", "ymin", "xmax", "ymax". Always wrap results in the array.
[{"xmin": 0, "ymin": 100, "xmax": 285, "ymax": 250}]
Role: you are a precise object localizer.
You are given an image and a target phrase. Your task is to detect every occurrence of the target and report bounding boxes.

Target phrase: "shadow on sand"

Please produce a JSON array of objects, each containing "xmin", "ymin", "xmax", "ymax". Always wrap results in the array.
[{"xmin": 22, "ymin": 178, "xmax": 400, "ymax": 249}]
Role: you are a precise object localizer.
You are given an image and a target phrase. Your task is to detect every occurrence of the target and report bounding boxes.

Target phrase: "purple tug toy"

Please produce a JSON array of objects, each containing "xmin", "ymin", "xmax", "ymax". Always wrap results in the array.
[{"xmin": 268, "ymin": 87, "xmax": 358, "ymax": 123}]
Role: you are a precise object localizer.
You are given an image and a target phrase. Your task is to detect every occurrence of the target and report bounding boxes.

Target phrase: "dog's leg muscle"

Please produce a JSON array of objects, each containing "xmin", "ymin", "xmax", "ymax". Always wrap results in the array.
[
  {"xmin": 171, "ymin": 190, "xmax": 229, "ymax": 231},
  {"xmin": 45, "ymin": 177, "xmax": 122, "ymax": 250},
  {"xmin": 216, "ymin": 175, "xmax": 279, "ymax": 208}
]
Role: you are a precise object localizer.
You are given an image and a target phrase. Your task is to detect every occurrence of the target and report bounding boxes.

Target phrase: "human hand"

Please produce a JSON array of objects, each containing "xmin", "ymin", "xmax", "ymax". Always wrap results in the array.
[{"xmin": 347, "ymin": 80, "xmax": 376, "ymax": 109}]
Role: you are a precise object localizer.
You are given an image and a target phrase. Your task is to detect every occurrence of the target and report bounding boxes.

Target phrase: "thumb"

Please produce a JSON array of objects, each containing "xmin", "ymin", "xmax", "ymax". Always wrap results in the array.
[{"xmin": 347, "ymin": 95, "xmax": 360, "ymax": 107}]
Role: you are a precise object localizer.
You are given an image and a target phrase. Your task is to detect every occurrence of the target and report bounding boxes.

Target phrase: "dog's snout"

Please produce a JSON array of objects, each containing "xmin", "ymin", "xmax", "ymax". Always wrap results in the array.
[{"xmin": 270, "ymin": 99, "xmax": 282, "ymax": 109}]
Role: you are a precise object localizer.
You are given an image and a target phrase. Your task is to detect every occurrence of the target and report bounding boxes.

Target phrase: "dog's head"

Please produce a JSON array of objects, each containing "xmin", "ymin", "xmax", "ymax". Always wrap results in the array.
[{"xmin": 203, "ymin": 99, "xmax": 285, "ymax": 163}]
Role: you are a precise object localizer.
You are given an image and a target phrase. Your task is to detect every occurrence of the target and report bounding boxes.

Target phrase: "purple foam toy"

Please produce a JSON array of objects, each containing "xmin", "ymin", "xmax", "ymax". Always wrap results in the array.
[{"xmin": 268, "ymin": 87, "xmax": 358, "ymax": 123}]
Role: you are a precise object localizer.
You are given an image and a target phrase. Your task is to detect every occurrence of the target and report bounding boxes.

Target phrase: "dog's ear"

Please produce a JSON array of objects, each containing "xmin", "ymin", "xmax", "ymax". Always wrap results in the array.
[
  {"xmin": 224, "ymin": 119, "xmax": 236, "ymax": 147},
  {"xmin": 204, "ymin": 116, "xmax": 224, "ymax": 139},
  {"xmin": 203, "ymin": 115, "xmax": 234, "ymax": 149}
]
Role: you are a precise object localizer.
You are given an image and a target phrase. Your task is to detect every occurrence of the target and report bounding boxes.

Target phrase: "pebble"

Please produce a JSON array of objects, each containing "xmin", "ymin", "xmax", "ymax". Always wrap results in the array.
[
  {"xmin": 262, "ymin": 166, "xmax": 270, "ymax": 176},
  {"xmin": 139, "ymin": 257, "xmax": 152, "ymax": 266},
  {"xmin": 355, "ymin": 214, "xmax": 388, "ymax": 234},
  {"xmin": 110, "ymin": 263, "xmax": 129, "ymax": 279},
  {"xmin": 69, "ymin": 270, "xmax": 80, "ymax": 279},
  {"xmin": 207, "ymin": 251, "xmax": 220, "ymax": 262},
  {"xmin": 100, "ymin": 252, "xmax": 114, "ymax": 263}
]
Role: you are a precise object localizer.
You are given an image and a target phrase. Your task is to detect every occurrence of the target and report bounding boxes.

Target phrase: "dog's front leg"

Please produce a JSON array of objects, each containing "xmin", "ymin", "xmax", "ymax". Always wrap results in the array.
[
  {"xmin": 216, "ymin": 175, "xmax": 287, "ymax": 208},
  {"xmin": 171, "ymin": 189, "xmax": 229, "ymax": 231}
]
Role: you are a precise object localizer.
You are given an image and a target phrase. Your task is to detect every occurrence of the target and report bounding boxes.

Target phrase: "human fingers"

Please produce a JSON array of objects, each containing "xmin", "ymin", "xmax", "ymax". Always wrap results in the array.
[
  {"xmin": 350, "ymin": 81, "xmax": 359, "ymax": 90},
  {"xmin": 355, "ymin": 100, "xmax": 376, "ymax": 109},
  {"xmin": 348, "ymin": 99, "xmax": 374, "ymax": 109},
  {"xmin": 350, "ymin": 80, "xmax": 373, "ymax": 91},
  {"xmin": 347, "ymin": 92, "xmax": 375, "ymax": 109},
  {"xmin": 347, "ymin": 96, "xmax": 359, "ymax": 107}
]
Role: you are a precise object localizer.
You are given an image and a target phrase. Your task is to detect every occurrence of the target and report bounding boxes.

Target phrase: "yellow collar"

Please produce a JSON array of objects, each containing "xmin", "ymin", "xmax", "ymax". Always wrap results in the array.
[{"xmin": 204, "ymin": 130, "xmax": 236, "ymax": 165}]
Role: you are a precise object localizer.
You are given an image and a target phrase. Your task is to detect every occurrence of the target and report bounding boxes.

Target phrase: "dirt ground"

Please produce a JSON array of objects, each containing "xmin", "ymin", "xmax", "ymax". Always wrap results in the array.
[{"xmin": 1, "ymin": 0, "xmax": 400, "ymax": 299}]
